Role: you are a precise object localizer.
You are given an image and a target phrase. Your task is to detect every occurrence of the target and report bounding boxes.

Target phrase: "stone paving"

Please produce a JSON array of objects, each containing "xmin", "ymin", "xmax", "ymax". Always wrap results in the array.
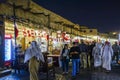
[{"xmin": 0, "ymin": 64, "xmax": 120, "ymax": 80}]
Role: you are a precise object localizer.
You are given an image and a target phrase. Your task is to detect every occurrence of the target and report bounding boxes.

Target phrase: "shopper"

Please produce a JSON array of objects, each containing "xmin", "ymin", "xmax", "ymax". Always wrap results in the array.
[
  {"xmin": 92, "ymin": 43, "xmax": 102, "ymax": 71},
  {"xmin": 79, "ymin": 39, "xmax": 88, "ymax": 69},
  {"xmin": 112, "ymin": 41, "xmax": 120, "ymax": 63},
  {"xmin": 24, "ymin": 41, "xmax": 44, "ymax": 80},
  {"xmin": 101, "ymin": 41, "xmax": 113, "ymax": 73},
  {"xmin": 69, "ymin": 42, "xmax": 80, "ymax": 78},
  {"xmin": 60, "ymin": 44, "xmax": 70, "ymax": 74},
  {"xmin": 87, "ymin": 41, "xmax": 96, "ymax": 70}
]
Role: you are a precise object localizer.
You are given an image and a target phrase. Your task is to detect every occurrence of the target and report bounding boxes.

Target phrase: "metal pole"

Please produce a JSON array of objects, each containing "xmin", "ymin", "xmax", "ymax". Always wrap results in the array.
[{"xmin": 13, "ymin": 2, "xmax": 17, "ymax": 57}]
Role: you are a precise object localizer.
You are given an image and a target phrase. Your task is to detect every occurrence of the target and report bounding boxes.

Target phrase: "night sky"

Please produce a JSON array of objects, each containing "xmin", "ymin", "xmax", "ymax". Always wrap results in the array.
[{"xmin": 33, "ymin": 0, "xmax": 120, "ymax": 33}]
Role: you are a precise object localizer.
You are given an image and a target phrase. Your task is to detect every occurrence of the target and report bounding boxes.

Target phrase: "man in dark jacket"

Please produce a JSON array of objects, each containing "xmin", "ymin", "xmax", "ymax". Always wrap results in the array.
[
  {"xmin": 69, "ymin": 42, "xmax": 80, "ymax": 78},
  {"xmin": 87, "ymin": 41, "xmax": 96, "ymax": 69}
]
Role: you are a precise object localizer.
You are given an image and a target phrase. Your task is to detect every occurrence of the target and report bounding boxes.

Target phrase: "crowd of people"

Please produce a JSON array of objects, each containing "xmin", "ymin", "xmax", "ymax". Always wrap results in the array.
[
  {"xmin": 60, "ymin": 39, "xmax": 120, "ymax": 79},
  {"xmin": 23, "ymin": 40, "xmax": 120, "ymax": 80}
]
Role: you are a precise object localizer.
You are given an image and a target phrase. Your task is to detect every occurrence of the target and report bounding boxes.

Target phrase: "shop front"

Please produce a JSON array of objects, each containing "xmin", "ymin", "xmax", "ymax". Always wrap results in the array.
[
  {"xmin": 47, "ymin": 30, "xmax": 71, "ymax": 67},
  {"xmin": 4, "ymin": 19, "xmax": 51, "ymax": 69},
  {"xmin": 5, "ymin": 19, "xmax": 50, "ymax": 50}
]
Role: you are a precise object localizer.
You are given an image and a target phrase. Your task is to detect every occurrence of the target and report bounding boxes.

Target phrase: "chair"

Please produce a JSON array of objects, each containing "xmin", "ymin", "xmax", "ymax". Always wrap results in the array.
[{"xmin": 39, "ymin": 52, "xmax": 55, "ymax": 80}]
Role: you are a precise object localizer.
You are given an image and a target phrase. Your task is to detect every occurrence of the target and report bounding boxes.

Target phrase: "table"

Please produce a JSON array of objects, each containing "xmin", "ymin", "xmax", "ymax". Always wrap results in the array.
[{"xmin": 47, "ymin": 54, "xmax": 60, "ymax": 67}]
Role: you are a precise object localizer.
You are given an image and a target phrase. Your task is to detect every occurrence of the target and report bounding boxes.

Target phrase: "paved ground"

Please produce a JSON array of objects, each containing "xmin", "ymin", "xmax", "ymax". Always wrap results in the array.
[
  {"xmin": 0, "ymin": 64, "xmax": 120, "ymax": 80},
  {"xmin": 59, "ymin": 64, "xmax": 120, "ymax": 80}
]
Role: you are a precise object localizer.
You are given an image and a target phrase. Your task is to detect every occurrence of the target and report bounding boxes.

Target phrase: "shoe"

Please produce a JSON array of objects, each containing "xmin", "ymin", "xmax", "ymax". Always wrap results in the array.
[{"xmin": 62, "ymin": 72, "xmax": 65, "ymax": 75}]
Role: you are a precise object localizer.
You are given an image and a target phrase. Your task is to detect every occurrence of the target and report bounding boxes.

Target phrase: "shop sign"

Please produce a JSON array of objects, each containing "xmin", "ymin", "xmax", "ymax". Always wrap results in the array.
[
  {"xmin": 22, "ymin": 29, "xmax": 48, "ymax": 38},
  {"xmin": 64, "ymin": 34, "xmax": 70, "ymax": 41},
  {"xmin": 23, "ymin": 29, "xmax": 35, "ymax": 37},
  {"xmin": 5, "ymin": 34, "xmax": 12, "ymax": 39}
]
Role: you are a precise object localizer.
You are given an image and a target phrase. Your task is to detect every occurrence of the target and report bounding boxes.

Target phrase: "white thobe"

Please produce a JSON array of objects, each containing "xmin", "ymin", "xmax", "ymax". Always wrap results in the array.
[
  {"xmin": 92, "ymin": 43, "xmax": 102, "ymax": 67},
  {"xmin": 101, "ymin": 44, "xmax": 113, "ymax": 70},
  {"xmin": 24, "ymin": 46, "xmax": 44, "ymax": 63}
]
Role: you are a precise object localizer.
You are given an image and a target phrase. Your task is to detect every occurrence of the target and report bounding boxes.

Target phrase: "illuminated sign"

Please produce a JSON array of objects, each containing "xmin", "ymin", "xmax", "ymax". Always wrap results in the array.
[{"xmin": 5, "ymin": 34, "xmax": 12, "ymax": 39}]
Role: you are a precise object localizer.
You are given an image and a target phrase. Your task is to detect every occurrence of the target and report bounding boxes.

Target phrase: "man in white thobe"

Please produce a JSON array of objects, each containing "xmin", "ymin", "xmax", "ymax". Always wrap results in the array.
[
  {"xmin": 101, "ymin": 41, "xmax": 113, "ymax": 72},
  {"xmin": 24, "ymin": 41, "xmax": 44, "ymax": 80},
  {"xmin": 92, "ymin": 43, "xmax": 102, "ymax": 68}
]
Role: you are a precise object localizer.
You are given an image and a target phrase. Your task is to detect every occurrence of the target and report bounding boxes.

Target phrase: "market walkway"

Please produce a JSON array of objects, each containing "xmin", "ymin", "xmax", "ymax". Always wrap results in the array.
[{"xmin": 0, "ymin": 64, "xmax": 120, "ymax": 80}]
